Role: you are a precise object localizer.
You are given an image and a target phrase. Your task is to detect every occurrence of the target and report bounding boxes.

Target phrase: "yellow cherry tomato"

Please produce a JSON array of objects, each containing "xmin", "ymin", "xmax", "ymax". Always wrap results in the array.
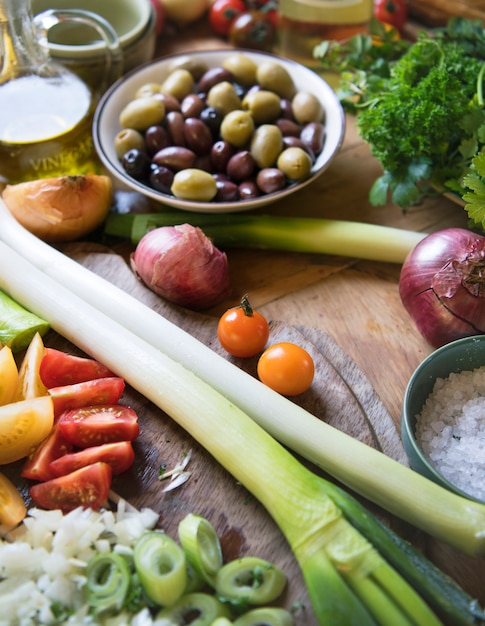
[
  {"xmin": 257, "ymin": 342, "xmax": 315, "ymax": 396},
  {"xmin": 0, "ymin": 396, "xmax": 54, "ymax": 464},
  {"xmin": 0, "ymin": 472, "xmax": 26, "ymax": 528},
  {"xmin": 0, "ymin": 345, "xmax": 19, "ymax": 406}
]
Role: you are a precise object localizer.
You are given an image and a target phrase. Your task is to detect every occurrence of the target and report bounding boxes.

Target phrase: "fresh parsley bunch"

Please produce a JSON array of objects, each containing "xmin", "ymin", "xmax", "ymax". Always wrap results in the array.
[{"xmin": 315, "ymin": 17, "xmax": 485, "ymax": 219}]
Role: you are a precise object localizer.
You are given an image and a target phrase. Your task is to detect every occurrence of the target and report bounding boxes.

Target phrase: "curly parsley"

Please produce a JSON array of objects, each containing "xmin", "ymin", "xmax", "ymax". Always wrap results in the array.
[{"xmin": 315, "ymin": 17, "xmax": 485, "ymax": 212}]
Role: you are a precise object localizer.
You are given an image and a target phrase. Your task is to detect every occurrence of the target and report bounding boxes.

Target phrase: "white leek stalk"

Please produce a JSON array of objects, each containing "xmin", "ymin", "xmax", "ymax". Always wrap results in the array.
[
  {"xmin": 1, "ymin": 199, "xmax": 484, "ymax": 559},
  {"xmin": 0, "ymin": 241, "xmax": 444, "ymax": 626}
]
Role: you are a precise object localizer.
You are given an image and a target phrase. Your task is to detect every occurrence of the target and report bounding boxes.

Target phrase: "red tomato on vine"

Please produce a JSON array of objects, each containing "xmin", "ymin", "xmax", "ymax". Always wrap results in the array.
[
  {"xmin": 374, "ymin": 0, "xmax": 408, "ymax": 32},
  {"xmin": 209, "ymin": 0, "xmax": 246, "ymax": 36}
]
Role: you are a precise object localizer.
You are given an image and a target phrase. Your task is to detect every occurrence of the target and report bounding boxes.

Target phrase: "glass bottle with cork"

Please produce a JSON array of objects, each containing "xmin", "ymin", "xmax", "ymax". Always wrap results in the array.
[
  {"xmin": 278, "ymin": 0, "xmax": 373, "ymax": 71},
  {"xmin": 0, "ymin": 0, "xmax": 120, "ymax": 185}
]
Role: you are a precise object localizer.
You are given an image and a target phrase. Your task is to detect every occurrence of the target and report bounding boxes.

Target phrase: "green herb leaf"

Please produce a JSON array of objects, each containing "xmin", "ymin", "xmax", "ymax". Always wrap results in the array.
[{"xmin": 315, "ymin": 17, "xmax": 485, "ymax": 209}]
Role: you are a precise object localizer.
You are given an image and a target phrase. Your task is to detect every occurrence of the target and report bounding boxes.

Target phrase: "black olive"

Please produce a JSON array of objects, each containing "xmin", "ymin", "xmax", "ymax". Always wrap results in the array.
[{"xmin": 122, "ymin": 148, "xmax": 151, "ymax": 180}]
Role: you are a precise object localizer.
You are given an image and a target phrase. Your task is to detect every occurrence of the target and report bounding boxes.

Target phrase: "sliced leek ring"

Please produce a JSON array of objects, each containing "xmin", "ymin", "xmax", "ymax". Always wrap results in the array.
[
  {"xmin": 156, "ymin": 591, "xmax": 230, "ymax": 625},
  {"xmin": 133, "ymin": 530, "xmax": 187, "ymax": 606},
  {"xmin": 178, "ymin": 513, "xmax": 223, "ymax": 587},
  {"xmin": 215, "ymin": 556, "xmax": 287, "ymax": 606}
]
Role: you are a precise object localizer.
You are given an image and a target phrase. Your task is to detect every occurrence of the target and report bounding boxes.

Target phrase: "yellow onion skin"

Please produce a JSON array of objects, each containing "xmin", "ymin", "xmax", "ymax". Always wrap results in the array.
[
  {"xmin": 399, "ymin": 228, "xmax": 485, "ymax": 348},
  {"xmin": 2, "ymin": 175, "xmax": 112, "ymax": 243},
  {"xmin": 130, "ymin": 224, "xmax": 230, "ymax": 310}
]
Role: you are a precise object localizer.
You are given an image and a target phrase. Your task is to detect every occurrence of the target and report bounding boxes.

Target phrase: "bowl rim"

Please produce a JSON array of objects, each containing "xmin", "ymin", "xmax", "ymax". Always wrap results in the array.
[
  {"xmin": 33, "ymin": 0, "xmax": 153, "ymax": 57},
  {"xmin": 92, "ymin": 48, "xmax": 346, "ymax": 214},
  {"xmin": 401, "ymin": 334, "xmax": 485, "ymax": 504}
]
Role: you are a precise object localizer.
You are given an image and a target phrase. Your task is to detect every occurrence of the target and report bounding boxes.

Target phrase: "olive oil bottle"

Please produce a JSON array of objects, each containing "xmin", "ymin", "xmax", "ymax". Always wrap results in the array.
[
  {"xmin": 0, "ymin": 0, "xmax": 117, "ymax": 184},
  {"xmin": 277, "ymin": 0, "xmax": 373, "ymax": 71}
]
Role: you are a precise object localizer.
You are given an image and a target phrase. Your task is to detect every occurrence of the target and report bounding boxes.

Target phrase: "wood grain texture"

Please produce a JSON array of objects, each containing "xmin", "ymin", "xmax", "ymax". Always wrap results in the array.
[{"xmin": 408, "ymin": 0, "xmax": 485, "ymax": 25}]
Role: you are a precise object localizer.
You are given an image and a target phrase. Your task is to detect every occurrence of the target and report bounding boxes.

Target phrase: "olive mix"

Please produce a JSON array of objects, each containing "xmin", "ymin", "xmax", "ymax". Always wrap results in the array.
[{"xmin": 115, "ymin": 52, "xmax": 327, "ymax": 203}]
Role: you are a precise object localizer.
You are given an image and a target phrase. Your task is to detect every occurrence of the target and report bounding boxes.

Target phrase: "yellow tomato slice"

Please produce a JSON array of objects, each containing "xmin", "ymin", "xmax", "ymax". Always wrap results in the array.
[
  {"xmin": 15, "ymin": 332, "xmax": 47, "ymax": 401},
  {"xmin": 0, "ymin": 471, "xmax": 26, "ymax": 528},
  {"xmin": 0, "ymin": 396, "xmax": 54, "ymax": 464},
  {"xmin": 0, "ymin": 345, "xmax": 19, "ymax": 406}
]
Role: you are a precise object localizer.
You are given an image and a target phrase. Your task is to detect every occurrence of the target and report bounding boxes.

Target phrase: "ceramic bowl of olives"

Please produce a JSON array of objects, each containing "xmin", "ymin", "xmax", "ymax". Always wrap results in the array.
[{"xmin": 93, "ymin": 49, "xmax": 345, "ymax": 213}]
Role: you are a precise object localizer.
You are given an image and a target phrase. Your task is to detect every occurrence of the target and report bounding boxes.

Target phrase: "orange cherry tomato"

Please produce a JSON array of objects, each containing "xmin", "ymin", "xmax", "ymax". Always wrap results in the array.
[
  {"xmin": 257, "ymin": 342, "xmax": 315, "ymax": 396},
  {"xmin": 217, "ymin": 295, "xmax": 270, "ymax": 358}
]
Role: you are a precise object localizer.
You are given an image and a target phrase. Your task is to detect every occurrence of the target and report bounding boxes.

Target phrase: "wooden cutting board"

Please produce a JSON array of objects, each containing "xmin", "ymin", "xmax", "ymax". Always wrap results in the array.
[{"xmin": 5, "ymin": 244, "xmax": 411, "ymax": 626}]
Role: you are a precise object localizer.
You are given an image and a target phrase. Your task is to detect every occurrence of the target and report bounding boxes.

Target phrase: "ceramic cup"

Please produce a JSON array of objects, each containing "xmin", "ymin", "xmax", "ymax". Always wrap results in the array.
[{"xmin": 31, "ymin": 0, "xmax": 156, "ymax": 85}]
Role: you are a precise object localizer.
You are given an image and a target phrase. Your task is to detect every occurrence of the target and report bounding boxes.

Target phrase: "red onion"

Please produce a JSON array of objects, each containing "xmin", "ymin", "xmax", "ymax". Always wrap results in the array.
[
  {"xmin": 399, "ymin": 228, "xmax": 485, "ymax": 348},
  {"xmin": 130, "ymin": 224, "xmax": 230, "ymax": 310}
]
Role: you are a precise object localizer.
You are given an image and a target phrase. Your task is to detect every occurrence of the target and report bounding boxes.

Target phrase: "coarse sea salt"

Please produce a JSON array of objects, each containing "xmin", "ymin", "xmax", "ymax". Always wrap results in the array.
[{"xmin": 415, "ymin": 365, "xmax": 485, "ymax": 502}]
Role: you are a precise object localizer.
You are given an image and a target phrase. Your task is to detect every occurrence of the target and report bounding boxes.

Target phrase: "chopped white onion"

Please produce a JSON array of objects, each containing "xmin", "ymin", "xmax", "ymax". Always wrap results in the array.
[{"xmin": 0, "ymin": 502, "xmax": 160, "ymax": 625}]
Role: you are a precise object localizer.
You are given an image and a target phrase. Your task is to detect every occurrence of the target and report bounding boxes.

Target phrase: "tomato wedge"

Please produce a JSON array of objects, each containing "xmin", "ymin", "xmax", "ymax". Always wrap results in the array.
[
  {"xmin": 49, "ymin": 441, "xmax": 135, "ymax": 477},
  {"xmin": 40, "ymin": 348, "xmax": 115, "ymax": 388},
  {"xmin": 0, "ymin": 345, "xmax": 18, "ymax": 406},
  {"xmin": 0, "ymin": 472, "xmax": 26, "ymax": 527},
  {"xmin": 49, "ymin": 377, "xmax": 125, "ymax": 417},
  {"xmin": 30, "ymin": 462, "xmax": 112, "ymax": 513},
  {"xmin": 15, "ymin": 332, "xmax": 47, "ymax": 401},
  {"xmin": 0, "ymin": 396, "xmax": 54, "ymax": 464},
  {"xmin": 57, "ymin": 405, "xmax": 139, "ymax": 448},
  {"xmin": 21, "ymin": 425, "xmax": 73, "ymax": 482}
]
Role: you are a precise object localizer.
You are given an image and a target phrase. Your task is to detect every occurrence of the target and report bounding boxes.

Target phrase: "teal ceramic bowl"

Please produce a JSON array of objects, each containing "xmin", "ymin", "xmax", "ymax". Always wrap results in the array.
[{"xmin": 401, "ymin": 334, "xmax": 485, "ymax": 504}]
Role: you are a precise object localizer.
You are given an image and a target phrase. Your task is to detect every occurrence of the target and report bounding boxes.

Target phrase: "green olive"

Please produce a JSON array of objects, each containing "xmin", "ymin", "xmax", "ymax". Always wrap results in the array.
[
  {"xmin": 242, "ymin": 90, "xmax": 281, "ymax": 124},
  {"xmin": 160, "ymin": 68, "xmax": 195, "ymax": 101},
  {"xmin": 256, "ymin": 60, "xmax": 296, "ymax": 100},
  {"xmin": 168, "ymin": 56, "xmax": 209, "ymax": 81},
  {"xmin": 171, "ymin": 168, "xmax": 218, "ymax": 201},
  {"xmin": 114, "ymin": 128, "xmax": 146, "ymax": 158},
  {"xmin": 277, "ymin": 146, "xmax": 313, "ymax": 181},
  {"xmin": 291, "ymin": 91, "xmax": 324, "ymax": 124},
  {"xmin": 119, "ymin": 97, "xmax": 165, "ymax": 131},
  {"xmin": 222, "ymin": 52, "xmax": 258, "ymax": 86},
  {"xmin": 220, "ymin": 110, "xmax": 255, "ymax": 148},
  {"xmin": 135, "ymin": 82, "xmax": 161, "ymax": 98},
  {"xmin": 206, "ymin": 81, "xmax": 241, "ymax": 116},
  {"xmin": 250, "ymin": 124, "xmax": 283, "ymax": 169}
]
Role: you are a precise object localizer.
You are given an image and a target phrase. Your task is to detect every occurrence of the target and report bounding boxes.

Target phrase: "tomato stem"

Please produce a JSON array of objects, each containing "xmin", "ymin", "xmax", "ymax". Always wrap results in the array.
[{"xmin": 240, "ymin": 293, "xmax": 254, "ymax": 316}]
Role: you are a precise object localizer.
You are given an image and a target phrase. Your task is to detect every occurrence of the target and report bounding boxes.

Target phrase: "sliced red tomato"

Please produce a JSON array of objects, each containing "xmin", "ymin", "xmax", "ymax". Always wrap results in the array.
[
  {"xmin": 49, "ymin": 377, "xmax": 125, "ymax": 418},
  {"xmin": 21, "ymin": 425, "xmax": 73, "ymax": 482},
  {"xmin": 49, "ymin": 441, "xmax": 135, "ymax": 477},
  {"xmin": 0, "ymin": 472, "xmax": 26, "ymax": 527},
  {"xmin": 57, "ymin": 405, "xmax": 139, "ymax": 448},
  {"xmin": 29, "ymin": 462, "xmax": 112, "ymax": 513},
  {"xmin": 40, "ymin": 348, "xmax": 115, "ymax": 388}
]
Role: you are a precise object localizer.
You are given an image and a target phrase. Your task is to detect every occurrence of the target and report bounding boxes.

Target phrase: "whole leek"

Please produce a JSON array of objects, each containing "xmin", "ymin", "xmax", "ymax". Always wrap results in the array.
[
  {"xmin": 1, "ymin": 200, "xmax": 484, "ymax": 558},
  {"xmin": 0, "ymin": 289, "xmax": 49, "ymax": 352},
  {"xmin": 0, "ymin": 241, "xmax": 443, "ymax": 626},
  {"xmin": 1, "ymin": 200, "xmax": 484, "ymax": 624},
  {"xmin": 104, "ymin": 211, "xmax": 426, "ymax": 264}
]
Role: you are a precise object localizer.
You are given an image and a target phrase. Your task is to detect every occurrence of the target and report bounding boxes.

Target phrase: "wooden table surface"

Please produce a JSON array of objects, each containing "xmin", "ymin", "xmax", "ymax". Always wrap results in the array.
[{"xmin": 145, "ymin": 18, "xmax": 485, "ymax": 613}]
